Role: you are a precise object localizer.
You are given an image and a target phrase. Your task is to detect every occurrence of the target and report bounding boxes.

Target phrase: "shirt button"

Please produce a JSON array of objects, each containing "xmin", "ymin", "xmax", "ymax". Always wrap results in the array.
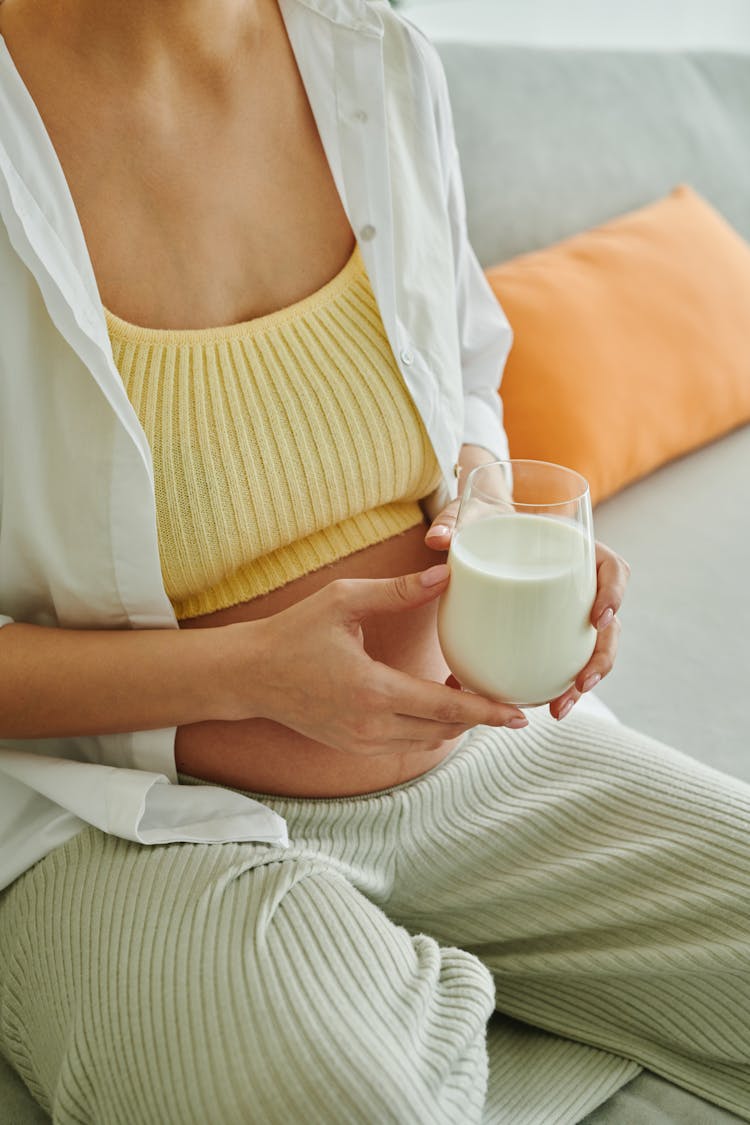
[
  {"xmin": 400, "ymin": 348, "xmax": 414, "ymax": 366},
  {"xmin": 359, "ymin": 224, "xmax": 377, "ymax": 241},
  {"xmin": 353, "ymin": 110, "xmax": 369, "ymax": 124},
  {"xmin": 453, "ymin": 462, "xmax": 461, "ymax": 478}
]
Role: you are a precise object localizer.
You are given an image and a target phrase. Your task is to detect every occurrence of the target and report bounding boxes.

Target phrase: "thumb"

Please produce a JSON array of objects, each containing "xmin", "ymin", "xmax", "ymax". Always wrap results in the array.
[
  {"xmin": 336, "ymin": 564, "xmax": 450, "ymax": 623},
  {"xmin": 424, "ymin": 499, "xmax": 461, "ymax": 549}
]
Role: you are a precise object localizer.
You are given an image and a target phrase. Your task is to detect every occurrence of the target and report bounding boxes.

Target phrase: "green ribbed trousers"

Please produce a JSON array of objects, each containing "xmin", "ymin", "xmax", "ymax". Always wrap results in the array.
[{"xmin": 1, "ymin": 708, "xmax": 750, "ymax": 1125}]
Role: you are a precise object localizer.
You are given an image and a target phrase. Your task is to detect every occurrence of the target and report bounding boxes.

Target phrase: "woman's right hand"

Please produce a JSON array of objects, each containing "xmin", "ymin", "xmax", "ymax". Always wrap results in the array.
[{"xmin": 223, "ymin": 564, "xmax": 529, "ymax": 756}]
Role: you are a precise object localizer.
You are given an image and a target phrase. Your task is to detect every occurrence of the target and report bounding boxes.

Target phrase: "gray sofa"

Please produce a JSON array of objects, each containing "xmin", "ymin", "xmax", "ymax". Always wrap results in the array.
[{"xmin": 2, "ymin": 31, "xmax": 749, "ymax": 1125}]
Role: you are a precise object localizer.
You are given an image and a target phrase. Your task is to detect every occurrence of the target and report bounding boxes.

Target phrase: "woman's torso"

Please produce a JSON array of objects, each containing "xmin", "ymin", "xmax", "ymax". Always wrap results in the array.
[{"xmin": 0, "ymin": 0, "xmax": 457, "ymax": 796}]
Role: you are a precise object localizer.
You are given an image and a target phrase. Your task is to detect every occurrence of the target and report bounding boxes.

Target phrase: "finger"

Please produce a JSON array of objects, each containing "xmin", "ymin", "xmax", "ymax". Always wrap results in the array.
[
  {"xmin": 575, "ymin": 616, "xmax": 621, "ymax": 692},
  {"xmin": 380, "ymin": 666, "xmax": 529, "ymax": 729},
  {"xmin": 591, "ymin": 542, "xmax": 631, "ymax": 630},
  {"xmin": 549, "ymin": 686, "xmax": 582, "ymax": 721},
  {"xmin": 335, "ymin": 566, "xmax": 450, "ymax": 624},
  {"xmin": 424, "ymin": 499, "xmax": 461, "ymax": 548},
  {"xmin": 382, "ymin": 714, "xmax": 473, "ymax": 743},
  {"xmin": 551, "ymin": 617, "xmax": 621, "ymax": 720}
]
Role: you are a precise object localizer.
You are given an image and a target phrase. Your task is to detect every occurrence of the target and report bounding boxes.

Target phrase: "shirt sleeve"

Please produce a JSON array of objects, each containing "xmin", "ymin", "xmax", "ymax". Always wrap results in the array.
[
  {"xmin": 425, "ymin": 34, "xmax": 513, "ymax": 461},
  {"xmin": 0, "ymin": 747, "xmax": 289, "ymax": 848}
]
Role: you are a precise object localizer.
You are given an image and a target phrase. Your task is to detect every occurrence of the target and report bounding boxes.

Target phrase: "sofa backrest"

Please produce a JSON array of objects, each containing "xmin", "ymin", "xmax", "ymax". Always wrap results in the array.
[{"xmin": 435, "ymin": 44, "xmax": 750, "ymax": 264}]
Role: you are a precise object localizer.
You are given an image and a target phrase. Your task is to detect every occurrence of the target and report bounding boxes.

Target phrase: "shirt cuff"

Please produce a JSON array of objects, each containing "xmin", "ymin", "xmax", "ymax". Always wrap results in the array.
[{"xmin": 0, "ymin": 749, "xmax": 289, "ymax": 848}]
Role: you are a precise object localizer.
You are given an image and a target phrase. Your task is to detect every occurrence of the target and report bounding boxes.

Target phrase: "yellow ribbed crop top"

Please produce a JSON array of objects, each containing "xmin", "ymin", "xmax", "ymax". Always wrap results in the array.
[{"xmin": 105, "ymin": 244, "xmax": 442, "ymax": 620}]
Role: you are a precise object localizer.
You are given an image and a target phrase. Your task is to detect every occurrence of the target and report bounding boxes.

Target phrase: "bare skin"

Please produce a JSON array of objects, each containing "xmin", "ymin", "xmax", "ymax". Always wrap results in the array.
[
  {"xmin": 0, "ymin": 0, "xmax": 357, "ymax": 329},
  {"xmin": 0, "ymin": 0, "xmax": 628, "ymax": 796}
]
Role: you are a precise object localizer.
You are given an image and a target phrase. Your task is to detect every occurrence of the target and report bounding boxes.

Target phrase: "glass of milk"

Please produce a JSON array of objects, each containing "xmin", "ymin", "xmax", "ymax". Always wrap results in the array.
[{"xmin": 437, "ymin": 459, "xmax": 597, "ymax": 707}]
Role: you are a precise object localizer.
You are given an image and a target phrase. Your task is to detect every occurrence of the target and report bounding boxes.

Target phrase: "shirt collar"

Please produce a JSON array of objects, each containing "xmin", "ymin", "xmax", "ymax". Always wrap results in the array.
[{"xmin": 288, "ymin": 0, "xmax": 384, "ymax": 37}]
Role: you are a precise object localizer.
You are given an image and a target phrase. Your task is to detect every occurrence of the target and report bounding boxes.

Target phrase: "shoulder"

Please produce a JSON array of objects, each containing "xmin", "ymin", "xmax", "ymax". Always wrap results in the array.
[{"xmin": 371, "ymin": 3, "xmax": 453, "ymax": 141}]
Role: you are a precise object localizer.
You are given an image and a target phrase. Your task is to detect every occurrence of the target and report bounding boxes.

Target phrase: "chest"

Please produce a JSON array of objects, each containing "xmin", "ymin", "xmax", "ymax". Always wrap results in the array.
[{"xmin": 6, "ymin": 21, "xmax": 355, "ymax": 330}]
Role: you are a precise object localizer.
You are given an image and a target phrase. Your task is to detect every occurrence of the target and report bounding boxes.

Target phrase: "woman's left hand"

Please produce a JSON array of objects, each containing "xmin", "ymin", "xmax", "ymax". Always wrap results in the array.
[
  {"xmin": 547, "ymin": 540, "xmax": 630, "ymax": 720},
  {"xmin": 424, "ymin": 447, "xmax": 631, "ymax": 721}
]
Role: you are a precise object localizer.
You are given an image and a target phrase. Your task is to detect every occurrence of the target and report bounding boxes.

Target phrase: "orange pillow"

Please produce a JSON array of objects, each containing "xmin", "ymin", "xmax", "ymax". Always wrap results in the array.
[{"xmin": 484, "ymin": 186, "xmax": 750, "ymax": 505}]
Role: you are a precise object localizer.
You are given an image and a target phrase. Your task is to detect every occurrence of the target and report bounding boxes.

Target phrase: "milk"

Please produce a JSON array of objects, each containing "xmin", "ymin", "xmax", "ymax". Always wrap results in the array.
[{"xmin": 437, "ymin": 514, "xmax": 597, "ymax": 706}]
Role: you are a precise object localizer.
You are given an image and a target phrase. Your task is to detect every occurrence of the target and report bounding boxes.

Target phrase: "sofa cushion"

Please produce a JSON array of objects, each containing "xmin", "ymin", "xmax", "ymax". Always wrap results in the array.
[
  {"xmin": 484, "ymin": 185, "xmax": 750, "ymax": 504},
  {"xmin": 436, "ymin": 44, "xmax": 750, "ymax": 265}
]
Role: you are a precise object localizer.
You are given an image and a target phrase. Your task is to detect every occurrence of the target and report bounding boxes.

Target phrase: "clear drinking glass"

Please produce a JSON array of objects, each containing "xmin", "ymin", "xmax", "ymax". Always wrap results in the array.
[{"xmin": 437, "ymin": 459, "xmax": 597, "ymax": 707}]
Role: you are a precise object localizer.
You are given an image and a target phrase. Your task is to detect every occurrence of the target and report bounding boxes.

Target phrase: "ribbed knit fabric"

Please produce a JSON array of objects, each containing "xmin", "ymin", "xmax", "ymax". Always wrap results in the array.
[
  {"xmin": 2, "ymin": 708, "xmax": 750, "ymax": 1124},
  {"xmin": 104, "ymin": 244, "xmax": 442, "ymax": 619}
]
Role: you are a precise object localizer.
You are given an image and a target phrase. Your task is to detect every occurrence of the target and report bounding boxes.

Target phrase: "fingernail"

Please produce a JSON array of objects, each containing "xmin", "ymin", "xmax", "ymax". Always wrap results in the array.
[
  {"xmin": 557, "ymin": 699, "xmax": 575, "ymax": 720},
  {"xmin": 597, "ymin": 607, "xmax": 614, "ymax": 631},
  {"xmin": 506, "ymin": 717, "xmax": 529, "ymax": 729},
  {"xmin": 582, "ymin": 672, "xmax": 601, "ymax": 693},
  {"xmin": 420, "ymin": 563, "xmax": 451, "ymax": 587},
  {"xmin": 426, "ymin": 524, "xmax": 450, "ymax": 539}
]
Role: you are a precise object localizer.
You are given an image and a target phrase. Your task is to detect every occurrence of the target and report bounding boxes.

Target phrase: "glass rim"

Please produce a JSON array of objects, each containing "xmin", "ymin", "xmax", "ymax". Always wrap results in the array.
[{"xmin": 464, "ymin": 458, "xmax": 591, "ymax": 508}]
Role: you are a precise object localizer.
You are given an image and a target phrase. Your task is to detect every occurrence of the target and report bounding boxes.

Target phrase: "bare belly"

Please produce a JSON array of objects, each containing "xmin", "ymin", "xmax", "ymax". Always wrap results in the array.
[{"xmin": 175, "ymin": 520, "xmax": 460, "ymax": 797}]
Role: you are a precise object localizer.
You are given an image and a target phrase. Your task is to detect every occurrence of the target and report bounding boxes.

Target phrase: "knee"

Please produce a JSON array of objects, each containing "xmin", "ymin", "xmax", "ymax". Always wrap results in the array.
[
  {"xmin": 60, "ymin": 863, "xmax": 494, "ymax": 1124},
  {"xmin": 234, "ymin": 869, "xmax": 495, "ymax": 1124}
]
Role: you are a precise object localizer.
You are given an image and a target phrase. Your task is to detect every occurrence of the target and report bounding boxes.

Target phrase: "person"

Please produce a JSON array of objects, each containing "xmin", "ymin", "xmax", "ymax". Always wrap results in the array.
[{"xmin": 0, "ymin": 1, "xmax": 748, "ymax": 1122}]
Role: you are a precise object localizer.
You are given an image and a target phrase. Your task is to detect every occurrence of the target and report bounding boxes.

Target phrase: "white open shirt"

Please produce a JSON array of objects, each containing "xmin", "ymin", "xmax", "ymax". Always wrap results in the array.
[{"xmin": 0, "ymin": 0, "xmax": 512, "ymax": 892}]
